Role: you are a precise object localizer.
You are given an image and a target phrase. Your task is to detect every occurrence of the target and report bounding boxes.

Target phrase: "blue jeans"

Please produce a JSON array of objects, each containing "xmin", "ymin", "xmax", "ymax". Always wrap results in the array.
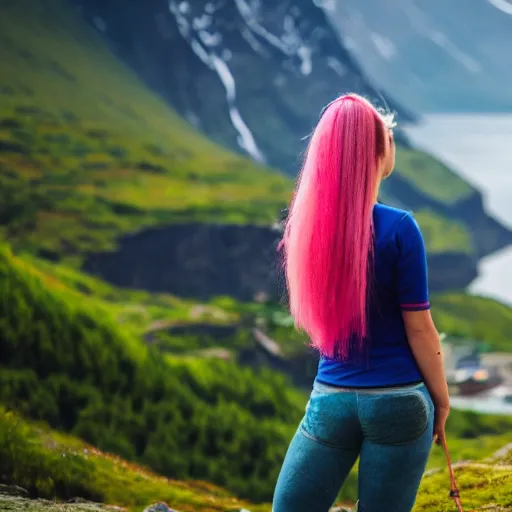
[{"xmin": 273, "ymin": 381, "xmax": 434, "ymax": 512}]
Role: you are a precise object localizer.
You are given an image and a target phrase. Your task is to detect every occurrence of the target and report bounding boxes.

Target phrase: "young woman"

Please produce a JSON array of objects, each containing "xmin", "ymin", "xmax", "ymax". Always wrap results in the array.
[{"xmin": 273, "ymin": 94, "xmax": 451, "ymax": 512}]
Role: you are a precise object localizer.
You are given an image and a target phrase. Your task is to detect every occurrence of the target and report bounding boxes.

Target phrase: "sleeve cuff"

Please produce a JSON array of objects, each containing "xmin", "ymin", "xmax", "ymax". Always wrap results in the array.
[{"xmin": 400, "ymin": 301, "xmax": 430, "ymax": 312}]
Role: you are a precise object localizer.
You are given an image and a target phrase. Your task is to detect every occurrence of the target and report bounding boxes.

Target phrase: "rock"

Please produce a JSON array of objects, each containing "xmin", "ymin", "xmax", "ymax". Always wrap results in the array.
[
  {"xmin": 143, "ymin": 504, "xmax": 179, "ymax": 512},
  {"xmin": 83, "ymin": 221, "xmax": 481, "ymax": 301},
  {"xmin": 83, "ymin": 223, "xmax": 283, "ymax": 302},
  {"xmin": 0, "ymin": 484, "xmax": 29, "ymax": 497},
  {"xmin": 331, "ymin": 500, "xmax": 358, "ymax": 511},
  {"xmin": 330, "ymin": 504, "xmax": 357, "ymax": 512},
  {"xmin": 0, "ymin": 494, "xmax": 113, "ymax": 511},
  {"xmin": 73, "ymin": 0, "xmax": 412, "ymax": 173}
]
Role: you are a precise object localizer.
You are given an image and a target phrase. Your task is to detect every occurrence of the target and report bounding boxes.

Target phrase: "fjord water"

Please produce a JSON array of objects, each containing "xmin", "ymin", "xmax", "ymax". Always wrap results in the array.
[
  {"xmin": 406, "ymin": 115, "xmax": 512, "ymax": 413},
  {"xmin": 405, "ymin": 114, "xmax": 512, "ymax": 306}
]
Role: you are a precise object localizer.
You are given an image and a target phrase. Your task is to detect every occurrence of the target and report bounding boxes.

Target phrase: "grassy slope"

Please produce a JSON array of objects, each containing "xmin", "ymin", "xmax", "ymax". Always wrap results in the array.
[
  {"xmin": 0, "ymin": 0, "xmax": 475, "ymax": 262},
  {"xmin": 0, "ymin": 408, "xmax": 267, "ymax": 512},
  {"xmin": 0, "ymin": 0, "xmax": 290, "ymax": 260},
  {"xmin": 1, "ymin": 243, "xmax": 511, "ymax": 503},
  {"xmin": 1, "ymin": 408, "xmax": 511, "ymax": 512},
  {"xmin": 21, "ymin": 252, "xmax": 240, "ymax": 338},
  {"xmin": 414, "ymin": 209, "xmax": 473, "ymax": 254},
  {"xmin": 19, "ymin": 252, "xmax": 512, "ymax": 355},
  {"xmin": 394, "ymin": 147, "xmax": 474, "ymax": 206},
  {"xmin": 432, "ymin": 294, "xmax": 512, "ymax": 353},
  {"xmin": 0, "ymin": 243, "xmax": 306, "ymax": 502}
]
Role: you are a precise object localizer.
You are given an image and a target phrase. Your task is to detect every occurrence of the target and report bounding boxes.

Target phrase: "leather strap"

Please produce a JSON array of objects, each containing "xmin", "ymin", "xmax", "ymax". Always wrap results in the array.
[{"xmin": 441, "ymin": 437, "xmax": 464, "ymax": 512}]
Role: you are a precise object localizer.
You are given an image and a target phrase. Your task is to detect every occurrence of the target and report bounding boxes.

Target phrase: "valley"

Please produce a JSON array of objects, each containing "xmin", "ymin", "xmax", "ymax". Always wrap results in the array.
[{"xmin": 0, "ymin": 0, "xmax": 511, "ymax": 511}]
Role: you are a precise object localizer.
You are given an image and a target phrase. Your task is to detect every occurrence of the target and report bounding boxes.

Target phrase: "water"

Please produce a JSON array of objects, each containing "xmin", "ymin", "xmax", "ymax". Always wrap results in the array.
[
  {"xmin": 451, "ymin": 390, "xmax": 512, "ymax": 415},
  {"xmin": 405, "ymin": 115, "xmax": 512, "ymax": 415},
  {"xmin": 405, "ymin": 114, "xmax": 512, "ymax": 306}
]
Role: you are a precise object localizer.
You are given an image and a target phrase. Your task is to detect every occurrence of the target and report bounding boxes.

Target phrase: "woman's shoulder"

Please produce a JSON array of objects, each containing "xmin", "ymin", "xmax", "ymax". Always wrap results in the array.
[
  {"xmin": 374, "ymin": 203, "xmax": 421, "ymax": 248},
  {"xmin": 374, "ymin": 202, "xmax": 411, "ymax": 225}
]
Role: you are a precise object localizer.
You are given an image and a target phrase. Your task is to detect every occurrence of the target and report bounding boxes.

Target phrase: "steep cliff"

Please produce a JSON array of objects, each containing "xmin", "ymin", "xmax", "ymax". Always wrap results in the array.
[
  {"xmin": 72, "ymin": 0, "xmax": 511, "ymax": 291},
  {"xmin": 83, "ymin": 221, "xmax": 478, "ymax": 301},
  {"xmin": 72, "ymin": 0, "xmax": 414, "ymax": 172},
  {"xmin": 0, "ymin": 0, "xmax": 510, "ymax": 299}
]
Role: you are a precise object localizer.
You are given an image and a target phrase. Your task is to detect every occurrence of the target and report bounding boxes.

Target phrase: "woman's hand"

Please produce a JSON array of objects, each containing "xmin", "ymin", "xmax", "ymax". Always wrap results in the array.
[{"xmin": 433, "ymin": 404, "xmax": 450, "ymax": 445}]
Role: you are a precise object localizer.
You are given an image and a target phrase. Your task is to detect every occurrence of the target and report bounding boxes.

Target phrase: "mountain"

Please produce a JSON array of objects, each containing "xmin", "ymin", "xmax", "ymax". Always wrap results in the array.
[
  {"xmin": 0, "ymin": 0, "xmax": 510, "ymax": 295},
  {"xmin": 328, "ymin": 0, "xmax": 512, "ymax": 113},
  {"xmin": 72, "ymin": 0, "xmax": 414, "ymax": 174},
  {"xmin": 1, "ymin": 1, "xmax": 512, "ymax": 505},
  {"xmin": 0, "ymin": 0, "xmax": 290, "ymax": 258},
  {"xmin": 68, "ymin": 0, "xmax": 511, "ymax": 296}
]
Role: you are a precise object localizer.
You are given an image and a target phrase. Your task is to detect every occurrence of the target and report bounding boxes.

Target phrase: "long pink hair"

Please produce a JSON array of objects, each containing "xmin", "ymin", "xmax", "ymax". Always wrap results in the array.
[{"xmin": 280, "ymin": 94, "xmax": 390, "ymax": 359}]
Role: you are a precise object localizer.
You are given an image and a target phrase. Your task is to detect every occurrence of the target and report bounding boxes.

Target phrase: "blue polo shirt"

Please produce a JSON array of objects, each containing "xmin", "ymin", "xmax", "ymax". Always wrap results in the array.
[{"xmin": 316, "ymin": 203, "xmax": 430, "ymax": 388}]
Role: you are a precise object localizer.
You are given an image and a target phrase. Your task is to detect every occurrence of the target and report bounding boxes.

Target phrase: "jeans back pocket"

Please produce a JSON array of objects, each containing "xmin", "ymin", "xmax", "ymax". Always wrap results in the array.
[
  {"xmin": 301, "ymin": 390, "xmax": 361, "ymax": 449},
  {"xmin": 358, "ymin": 387, "xmax": 433, "ymax": 446}
]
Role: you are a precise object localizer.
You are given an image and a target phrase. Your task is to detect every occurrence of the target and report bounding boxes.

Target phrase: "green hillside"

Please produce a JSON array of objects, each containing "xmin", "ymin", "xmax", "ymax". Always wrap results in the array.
[
  {"xmin": 1, "ymin": 406, "xmax": 512, "ymax": 512},
  {"xmin": 0, "ymin": 0, "xmax": 290, "ymax": 261},
  {"xmin": 432, "ymin": 293, "xmax": 512, "ymax": 352},
  {"xmin": 394, "ymin": 148, "xmax": 474, "ymax": 206},
  {"xmin": 0, "ymin": 0, "xmax": 477, "ymax": 263},
  {"xmin": 1, "ymin": 242, "xmax": 511, "ymax": 505},
  {"xmin": 0, "ymin": 407, "xmax": 268, "ymax": 512},
  {"xmin": 413, "ymin": 209, "xmax": 473, "ymax": 254},
  {"xmin": 0, "ymin": 243, "xmax": 305, "ymax": 501}
]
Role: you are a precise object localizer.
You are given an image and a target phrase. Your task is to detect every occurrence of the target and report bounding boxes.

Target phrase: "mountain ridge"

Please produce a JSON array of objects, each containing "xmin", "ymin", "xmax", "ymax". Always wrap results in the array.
[
  {"xmin": 68, "ymin": 0, "xmax": 511, "ymax": 291},
  {"xmin": 328, "ymin": 0, "xmax": 512, "ymax": 113},
  {"xmin": 0, "ymin": 2, "xmax": 511, "ymax": 510},
  {"xmin": 72, "ymin": 0, "xmax": 415, "ymax": 173}
]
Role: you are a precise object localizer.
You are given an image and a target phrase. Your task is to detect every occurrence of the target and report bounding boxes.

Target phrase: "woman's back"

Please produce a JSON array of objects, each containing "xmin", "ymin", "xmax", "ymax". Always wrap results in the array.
[{"xmin": 317, "ymin": 203, "xmax": 431, "ymax": 388}]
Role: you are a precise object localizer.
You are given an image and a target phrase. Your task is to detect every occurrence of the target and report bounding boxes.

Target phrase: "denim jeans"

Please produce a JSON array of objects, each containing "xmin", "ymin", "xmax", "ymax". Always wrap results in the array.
[{"xmin": 272, "ymin": 381, "xmax": 434, "ymax": 512}]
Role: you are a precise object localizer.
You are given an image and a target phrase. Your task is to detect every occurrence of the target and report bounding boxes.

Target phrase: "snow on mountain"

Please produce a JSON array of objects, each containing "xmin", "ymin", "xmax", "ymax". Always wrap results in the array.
[{"xmin": 73, "ymin": 0, "xmax": 413, "ymax": 172}]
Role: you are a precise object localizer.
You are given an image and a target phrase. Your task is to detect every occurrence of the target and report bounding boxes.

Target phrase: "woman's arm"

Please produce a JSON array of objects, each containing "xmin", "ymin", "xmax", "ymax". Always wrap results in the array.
[
  {"xmin": 403, "ymin": 309, "xmax": 450, "ymax": 408},
  {"xmin": 403, "ymin": 309, "xmax": 450, "ymax": 441},
  {"xmin": 395, "ymin": 213, "xmax": 450, "ymax": 439}
]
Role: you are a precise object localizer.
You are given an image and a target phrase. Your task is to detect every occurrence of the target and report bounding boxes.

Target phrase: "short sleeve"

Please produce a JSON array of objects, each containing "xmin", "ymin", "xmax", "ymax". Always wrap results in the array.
[{"xmin": 396, "ymin": 213, "xmax": 430, "ymax": 311}]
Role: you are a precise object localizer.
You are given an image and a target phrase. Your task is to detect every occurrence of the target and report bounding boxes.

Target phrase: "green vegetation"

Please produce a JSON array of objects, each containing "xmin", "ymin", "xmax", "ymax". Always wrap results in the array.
[
  {"xmin": 0, "ymin": 0, "xmax": 291, "ymax": 261},
  {"xmin": 21, "ymin": 253, "xmax": 240, "ymax": 338},
  {"xmin": 0, "ymin": 0, "xmax": 478, "ymax": 263},
  {"xmin": 0, "ymin": 242, "xmax": 512, "ymax": 506},
  {"xmin": 2, "ymin": 241, "xmax": 512, "ymax": 506},
  {"xmin": 432, "ymin": 293, "xmax": 512, "ymax": 352},
  {"xmin": 15, "ymin": 253, "xmax": 307, "ymax": 358},
  {"xmin": 0, "ymin": 407, "xmax": 267, "ymax": 512},
  {"xmin": 394, "ymin": 147, "xmax": 474, "ymax": 205},
  {"xmin": 0, "ymin": 243, "xmax": 303, "ymax": 501},
  {"xmin": 414, "ymin": 209, "xmax": 473, "ymax": 254},
  {"xmin": 2, "ymin": 407, "xmax": 512, "ymax": 512},
  {"xmin": 415, "ymin": 464, "xmax": 512, "ymax": 512}
]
